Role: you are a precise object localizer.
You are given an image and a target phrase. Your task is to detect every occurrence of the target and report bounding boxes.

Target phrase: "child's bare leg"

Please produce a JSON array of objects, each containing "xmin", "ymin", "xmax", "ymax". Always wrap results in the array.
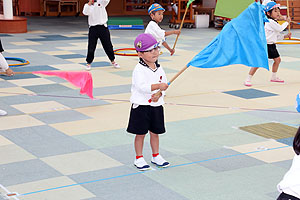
[
  {"xmin": 150, "ymin": 131, "xmax": 159, "ymax": 154},
  {"xmin": 249, "ymin": 67, "xmax": 259, "ymax": 76},
  {"xmin": 134, "ymin": 134, "xmax": 146, "ymax": 156},
  {"xmin": 244, "ymin": 67, "xmax": 259, "ymax": 86},
  {"xmin": 272, "ymin": 57, "xmax": 281, "ymax": 73},
  {"xmin": 270, "ymin": 57, "xmax": 284, "ymax": 82}
]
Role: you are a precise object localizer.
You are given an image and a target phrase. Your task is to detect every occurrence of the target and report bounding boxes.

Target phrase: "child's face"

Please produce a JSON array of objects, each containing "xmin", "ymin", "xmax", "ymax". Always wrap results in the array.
[
  {"xmin": 269, "ymin": 8, "xmax": 281, "ymax": 20},
  {"xmin": 138, "ymin": 47, "xmax": 160, "ymax": 63},
  {"xmin": 150, "ymin": 10, "xmax": 164, "ymax": 23}
]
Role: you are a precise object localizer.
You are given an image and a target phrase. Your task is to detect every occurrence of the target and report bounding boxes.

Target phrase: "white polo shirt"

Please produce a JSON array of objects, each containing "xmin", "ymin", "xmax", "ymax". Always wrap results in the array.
[
  {"xmin": 82, "ymin": 0, "xmax": 110, "ymax": 27},
  {"xmin": 265, "ymin": 18, "xmax": 288, "ymax": 44},
  {"xmin": 130, "ymin": 59, "xmax": 167, "ymax": 107},
  {"xmin": 277, "ymin": 155, "xmax": 300, "ymax": 198},
  {"xmin": 145, "ymin": 21, "xmax": 166, "ymax": 45}
]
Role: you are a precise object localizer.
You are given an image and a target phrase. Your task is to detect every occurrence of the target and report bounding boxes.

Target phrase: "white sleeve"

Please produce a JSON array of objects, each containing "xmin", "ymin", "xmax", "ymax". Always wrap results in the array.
[
  {"xmin": 82, "ymin": 4, "xmax": 93, "ymax": 16},
  {"xmin": 145, "ymin": 22, "xmax": 165, "ymax": 42},
  {"xmin": 266, "ymin": 20, "xmax": 288, "ymax": 33},
  {"xmin": 277, "ymin": 33, "xmax": 285, "ymax": 40},
  {"xmin": 99, "ymin": 0, "xmax": 110, "ymax": 7},
  {"xmin": 132, "ymin": 68, "xmax": 152, "ymax": 94},
  {"xmin": 0, "ymin": 53, "xmax": 9, "ymax": 72}
]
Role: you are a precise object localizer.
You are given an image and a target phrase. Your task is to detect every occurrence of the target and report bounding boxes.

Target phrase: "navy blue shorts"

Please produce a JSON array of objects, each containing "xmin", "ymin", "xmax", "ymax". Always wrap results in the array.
[
  {"xmin": 268, "ymin": 44, "xmax": 280, "ymax": 59},
  {"xmin": 127, "ymin": 105, "xmax": 165, "ymax": 135}
]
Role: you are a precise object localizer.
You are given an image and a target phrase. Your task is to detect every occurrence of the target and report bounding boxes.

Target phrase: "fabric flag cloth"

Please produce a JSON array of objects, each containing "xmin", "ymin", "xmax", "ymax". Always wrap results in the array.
[
  {"xmin": 187, "ymin": 2, "xmax": 269, "ymax": 70},
  {"xmin": 33, "ymin": 71, "xmax": 94, "ymax": 99},
  {"xmin": 187, "ymin": 0, "xmax": 195, "ymax": 7}
]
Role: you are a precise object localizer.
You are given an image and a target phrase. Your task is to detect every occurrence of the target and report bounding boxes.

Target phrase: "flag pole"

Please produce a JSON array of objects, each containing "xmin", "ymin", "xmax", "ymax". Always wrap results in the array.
[
  {"xmin": 0, "ymin": 71, "xmax": 32, "ymax": 75},
  {"xmin": 286, "ymin": 0, "xmax": 291, "ymax": 37},
  {"xmin": 150, "ymin": 65, "xmax": 189, "ymax": 102},
  {"xmin": 168, "ymin": 65, "xmax": 188, "ymax": 85},
  {"xmin": 173, "ymin": 5, "xmax": 190, "ymax": 49}
]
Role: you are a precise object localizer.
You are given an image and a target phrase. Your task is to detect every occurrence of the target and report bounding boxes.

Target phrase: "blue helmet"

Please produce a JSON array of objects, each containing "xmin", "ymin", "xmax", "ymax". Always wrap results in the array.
[
  {"xmin": 148, "ymin": 3, "xmax": 165, "ymax": 15},
  {"xmin": 264, "ymin": 1, "xmax": 280, "ymax": 12}
]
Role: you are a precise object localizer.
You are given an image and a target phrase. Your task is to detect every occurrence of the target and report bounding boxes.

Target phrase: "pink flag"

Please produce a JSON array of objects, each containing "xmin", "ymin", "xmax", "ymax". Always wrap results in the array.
[{"xmin": 33, "ymin": 71, "xmax": 94, "ymax": 99}]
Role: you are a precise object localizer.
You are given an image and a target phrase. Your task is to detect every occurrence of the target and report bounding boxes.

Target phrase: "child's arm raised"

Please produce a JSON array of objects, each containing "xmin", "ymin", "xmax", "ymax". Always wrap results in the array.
[
  {"xmin": 162, "ymin": 42, "xmax": 175, "ymax": 56},
  {"xmin": 165, "ymin": 30, "xmax": 181, "ymax": 37}
]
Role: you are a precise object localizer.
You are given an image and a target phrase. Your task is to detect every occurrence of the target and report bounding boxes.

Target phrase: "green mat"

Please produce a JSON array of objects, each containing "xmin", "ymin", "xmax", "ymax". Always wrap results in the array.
[
  {"xmin": 108, "ymin": 17, "xmax": 144, "ymax": 25},
  {"xmin": 214, "ymin": 0, "xmax": 254, "ymax": 19},
  {"xmin": 240, "ymin": 122, "xmax": 297, "ymax": 139}
]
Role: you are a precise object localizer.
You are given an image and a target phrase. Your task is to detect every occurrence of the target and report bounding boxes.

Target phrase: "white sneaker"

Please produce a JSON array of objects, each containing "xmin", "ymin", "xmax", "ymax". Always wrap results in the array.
[
  {"xmin": 85, "ymin": 63, "xmax": 91, "ymax": 71},
  {"xmin": 0, "ymin": 109, "xmax": 7, "ymax": 116},
  {"xmin": 151, "ymin": 155, "xmax": 170, "ymax": 168},
  {"xmin": 244, "ymin": 80, "xmax": 252, "ymax": 87},
  {"xmin": 134, "ymin": 157, "xmax": 151, "ymax": 171},
  {"xmin": 112, "ymin": 62, "xmax": 120, "ymax": 69}
]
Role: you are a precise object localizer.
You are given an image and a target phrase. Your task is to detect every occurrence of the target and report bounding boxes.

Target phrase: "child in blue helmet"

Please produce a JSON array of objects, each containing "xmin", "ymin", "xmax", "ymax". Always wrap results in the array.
[
  {"xmin": 244, "ymin": 1, "xmax": 291, "ymax": 87},
  {"xmin": 145, "ymin": 3, "xmax": 180, "ymax": 56}
]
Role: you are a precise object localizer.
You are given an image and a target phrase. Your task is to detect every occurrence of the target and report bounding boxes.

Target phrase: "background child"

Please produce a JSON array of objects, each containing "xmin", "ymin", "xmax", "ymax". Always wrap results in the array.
[
  {"xmin": 145, "ymin": 3, "xmax": 180, "ymax": 56},
  {"xmin": 0, "ymin": 39, "xmax": 14, "ymax": 116},
  {"xmin": 244, "ymin": 1, "xmax": 291, "ymax": 87},
  {"xmin": 277, "ymin": 126, "xmax": 300, "ymax": 200},
  {"xmin": 127, "ymin": 33, "xmax": 169, "ymax": 170},
  {"xmin": 83, "ymin": 0, "xmax": 120, "ymax": 70}
]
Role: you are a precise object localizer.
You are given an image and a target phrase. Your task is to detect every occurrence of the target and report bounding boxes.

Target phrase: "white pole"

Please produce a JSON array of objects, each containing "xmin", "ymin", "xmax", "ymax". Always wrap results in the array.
[{"xmin": 3, "ymin": 0, "xmax": 14, "ymax": 19}]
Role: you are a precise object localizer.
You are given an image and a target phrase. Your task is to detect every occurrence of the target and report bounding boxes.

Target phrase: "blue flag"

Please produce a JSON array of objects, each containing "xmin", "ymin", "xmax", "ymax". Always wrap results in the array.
[{"xmin": 187, "ymin": 2, "xmax": 269, "ymax": 70}]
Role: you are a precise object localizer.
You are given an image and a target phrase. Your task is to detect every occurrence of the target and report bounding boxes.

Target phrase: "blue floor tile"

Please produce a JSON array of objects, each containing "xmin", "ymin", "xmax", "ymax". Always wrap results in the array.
[
  {"xmin": 80, "ymin": 61, "xmax": 111, "ymax": 68},
  {"xmin": 93, "ymin": 84, "xmax": 131, "ymax": 96},
  {"xmin": 69, "ymin": 166, "xmax": 188, "ymax": 200},
  {"xmin": 0, "ymin": 125, "xmax": 92, "ymax": 158},
  {"xmin": 24, "ymin": 84, "xmax": 73, "ymax": 93},
  {"xmin": 0, "ymin": 159, "xmax": 62, "ymax": 186},
  {"xmin": 54, "ymin": 54, "xmax": 86, "ymax": 59},
  {"xmin": 31, "ymin": 110, "xmax": 91, "ymax": 124},
  {"xmin": 277, "ymin": 137, "xmax": 294, "ymax": 146},
  {"xmin": 183, "ymin": 148, "xmax": 266, "ymax": 172},
  {"xmin": 223, "ymin": 89, "xmax": 278, "ymax": 99}
]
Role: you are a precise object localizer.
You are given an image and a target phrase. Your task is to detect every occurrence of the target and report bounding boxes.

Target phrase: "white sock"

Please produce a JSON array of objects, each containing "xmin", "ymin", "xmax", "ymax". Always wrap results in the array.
[
  {"xmin": 272, "ymin": 72, "xmax": 277, "ymax": 79},
  {"xmin": 246, "ymin": 75, "xmax": 253, "ymax": 82}
]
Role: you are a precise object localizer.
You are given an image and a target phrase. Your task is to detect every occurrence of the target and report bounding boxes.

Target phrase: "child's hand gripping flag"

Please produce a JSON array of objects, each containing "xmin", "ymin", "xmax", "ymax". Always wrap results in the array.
[{"xmin": 187, "ymin": 2, "xmax": 269, "ymax": 70}]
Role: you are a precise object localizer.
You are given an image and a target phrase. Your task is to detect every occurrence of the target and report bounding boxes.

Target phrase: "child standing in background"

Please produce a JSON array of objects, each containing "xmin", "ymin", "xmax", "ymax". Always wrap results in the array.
[
  {"xmin": 83, "ymin": 0, "xmax": 120, "ymax": 70},
  {"xmin": 244, "ymin": 1, "xmax": 291, "ymax": 87},
  {"xmin": 145, "ymin": 3, "xmax": 180, "ymax": 56}
]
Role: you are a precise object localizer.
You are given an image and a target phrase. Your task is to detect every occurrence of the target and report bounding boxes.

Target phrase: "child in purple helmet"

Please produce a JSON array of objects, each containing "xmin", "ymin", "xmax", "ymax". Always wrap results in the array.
[
  {"xmin": 127, "ymin": 33, "xmax": 170, "ymax": 170},
  {"xmin": 145, "ymin": 3, "xmax": 180, "ymax": 56}
]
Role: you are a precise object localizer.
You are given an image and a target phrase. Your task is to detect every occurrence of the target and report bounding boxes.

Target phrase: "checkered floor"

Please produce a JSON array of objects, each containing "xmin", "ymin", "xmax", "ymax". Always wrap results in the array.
[{"xmin": 0, "ymin": 16, "xmax": 300, "ymax": 200}]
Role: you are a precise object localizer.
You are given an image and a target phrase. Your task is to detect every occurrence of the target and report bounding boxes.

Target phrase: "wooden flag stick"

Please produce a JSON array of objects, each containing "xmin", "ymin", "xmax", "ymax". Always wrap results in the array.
[
  {"xmin": 151, "ymin": 66, "xmax": 189, "ymax": 101},
  {"xmin": 168, "ymin": 65, "xmax": 189, "ymax": 85},
  {"xmin": 172, "ymin": 5, "xmax": 189, "ymax": 50},
  {"xmin": 287, "ymin": 0, "xmax": 291, "ymax": 35},
  {"xmin": 0, "ymin": 71, "xmax": 33, "ymax": 75}
]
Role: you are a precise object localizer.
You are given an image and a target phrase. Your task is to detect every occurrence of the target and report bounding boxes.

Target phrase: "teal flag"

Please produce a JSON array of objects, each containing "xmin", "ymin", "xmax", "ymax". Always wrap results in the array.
[
  {"xmin": 187, "ymin": 2, "xmax": 269, "ymax": 70},
  {"xmin": 187, "ymin": 0, "xmax": 195, "ymax": 7}
]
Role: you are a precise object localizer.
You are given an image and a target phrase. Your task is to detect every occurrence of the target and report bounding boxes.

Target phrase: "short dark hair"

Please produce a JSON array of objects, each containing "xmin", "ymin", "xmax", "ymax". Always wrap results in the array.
[{"xmin": 293, "ymin": 126, "xmax": 300, "ymax": 155}]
